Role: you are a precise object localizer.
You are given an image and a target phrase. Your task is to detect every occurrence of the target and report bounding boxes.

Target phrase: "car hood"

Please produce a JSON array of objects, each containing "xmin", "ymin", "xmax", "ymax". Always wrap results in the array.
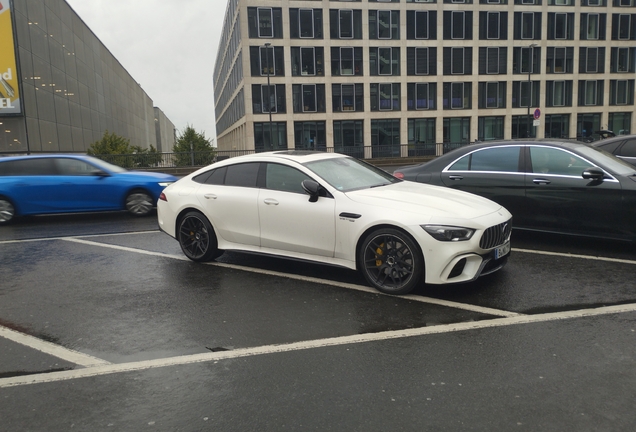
[
  {"xmin": 344, "ymin": 181, "xmax": 504, "ymax": 220},
  {"xmin": 116, "ymin": 171, "xmax": 178, "ymax": 182}
]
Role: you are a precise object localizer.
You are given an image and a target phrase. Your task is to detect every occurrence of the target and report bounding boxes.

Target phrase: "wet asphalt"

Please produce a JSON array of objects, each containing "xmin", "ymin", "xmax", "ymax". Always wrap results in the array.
[{"xmin": 1, "ymin": 210, "xmax": 636, "ymax": 431}]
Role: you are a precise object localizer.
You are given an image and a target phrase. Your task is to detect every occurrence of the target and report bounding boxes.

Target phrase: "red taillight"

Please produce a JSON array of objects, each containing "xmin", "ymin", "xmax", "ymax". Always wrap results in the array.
[
  {"xmin": 393, "ymin": 172, "xmax": 404, "ymax": 179},
  {"xmin": 159, "ymin": 192, "xmax": 167, "ymax": 201}
]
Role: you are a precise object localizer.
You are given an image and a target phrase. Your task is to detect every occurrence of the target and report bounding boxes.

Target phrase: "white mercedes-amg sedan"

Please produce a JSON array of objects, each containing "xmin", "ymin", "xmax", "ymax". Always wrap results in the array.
[{"xmin": 157, "ymin": 152, "xmax": 512, "ymax": 295}]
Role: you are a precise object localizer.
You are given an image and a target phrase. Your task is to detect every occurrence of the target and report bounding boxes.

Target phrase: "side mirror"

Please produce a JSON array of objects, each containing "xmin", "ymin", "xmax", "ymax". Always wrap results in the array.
[
  {"xmin": 301, "ymin": 179, "xmax": 321, "ymax": 203},
  {"xmin": 582, "ymin": 167, "xmax": 605, "ymax": 182}
]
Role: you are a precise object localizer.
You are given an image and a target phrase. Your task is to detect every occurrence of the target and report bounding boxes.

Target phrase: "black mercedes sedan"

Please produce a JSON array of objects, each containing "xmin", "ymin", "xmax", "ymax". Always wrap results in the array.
[
  {"xmin": 591, "ymin": 135, "xmax": 636, "ymax": 167},
  {"xmin": 393, "ymin": 140, "xmax": 636, "ymax": 242}
]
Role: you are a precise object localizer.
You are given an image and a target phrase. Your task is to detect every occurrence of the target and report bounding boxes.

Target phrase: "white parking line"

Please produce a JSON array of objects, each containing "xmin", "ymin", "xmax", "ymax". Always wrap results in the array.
[
  {"xmin": 512, "ymin": 248, "xmax": 636, "ymax": 265},
  {"xmin": 0, "ymin": 326, "xmax": 110, "ymax": 368},
  {"xmin": 1, "ymin": 303, "xmax": 635, "ymax": 389}
]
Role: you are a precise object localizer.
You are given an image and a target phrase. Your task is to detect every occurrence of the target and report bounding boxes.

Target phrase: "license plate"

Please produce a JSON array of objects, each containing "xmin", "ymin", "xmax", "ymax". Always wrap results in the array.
[{"xmin": 494, "ymin": 241, "xmax": 511, "ymax": 260}]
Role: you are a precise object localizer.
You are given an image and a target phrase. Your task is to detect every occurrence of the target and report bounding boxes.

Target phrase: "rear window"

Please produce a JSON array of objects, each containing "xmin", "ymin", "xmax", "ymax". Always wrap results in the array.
[{"xmin": 0, "ymin": 158, "xmax": 58, "ymax": 176}]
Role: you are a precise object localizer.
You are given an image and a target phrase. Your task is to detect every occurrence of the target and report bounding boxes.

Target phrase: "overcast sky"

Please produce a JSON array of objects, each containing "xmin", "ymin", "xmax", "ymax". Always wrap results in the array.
[{"xmin": 65, "ymin": 0, "xmax": 226, "ymax": 145}]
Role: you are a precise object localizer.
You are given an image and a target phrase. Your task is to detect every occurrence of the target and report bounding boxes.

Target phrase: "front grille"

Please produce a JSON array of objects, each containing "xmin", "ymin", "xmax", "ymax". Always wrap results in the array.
[{"xmin": 479, "ymin": 219, "xmax": 512, "ymax": 249}]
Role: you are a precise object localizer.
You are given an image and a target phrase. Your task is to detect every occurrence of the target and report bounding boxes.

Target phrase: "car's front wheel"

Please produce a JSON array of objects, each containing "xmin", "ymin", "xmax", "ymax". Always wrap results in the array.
[
  {"xmin": 125, "ymin": 190, "xmax": 154, "ymax": 216},
  {"xmin": 359, "ymin": 228, "xmax": 423, "ymax": 295},
  {"xmin": 178, "ymin": 211, "xmax": 223, "ymax": 262},
  {"xmin": 0, "ymin": 198, "xmax": 16, "ymax": 225}
]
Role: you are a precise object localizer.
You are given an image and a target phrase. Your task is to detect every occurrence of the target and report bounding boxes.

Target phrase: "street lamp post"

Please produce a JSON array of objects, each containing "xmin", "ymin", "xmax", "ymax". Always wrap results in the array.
[
  {"xmin": 527, "ymin": 43, "xmax": 538, "ymax": 138},
  {"xmin": 263, "ymin": 42, "xmax": 273, "ymax": 150}
]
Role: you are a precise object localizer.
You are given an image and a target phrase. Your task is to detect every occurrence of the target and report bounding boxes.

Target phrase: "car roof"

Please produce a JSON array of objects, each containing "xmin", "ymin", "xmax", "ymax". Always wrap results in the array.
[
  {"xmin": 0, "ymin": 154, "xmax": 93, "ymax": 163},
  {"xmin": 214, "ymin": 151, "xmax": 347, "ymax": 166},
  {"xmin": 591, "ymin": 134, "xmax": 636, "ymax": 146}
]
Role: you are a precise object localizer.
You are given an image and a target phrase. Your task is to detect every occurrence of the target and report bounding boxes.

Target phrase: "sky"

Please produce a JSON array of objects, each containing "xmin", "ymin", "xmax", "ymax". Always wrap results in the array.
[{"xmin": 65, "ymin": 0, "xmax": 226, "ymax": 145}]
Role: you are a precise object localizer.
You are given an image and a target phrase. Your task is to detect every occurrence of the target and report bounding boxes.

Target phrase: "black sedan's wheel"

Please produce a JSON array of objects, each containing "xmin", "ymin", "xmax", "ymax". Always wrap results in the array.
[
  {"xmin": 125, "ymin": 191, "xmax": 154, "ymax": 216},
  {"xmin": 178, "ymin": 212, "xmax": 222, "ymax": 262},
  {"xmin": 0, "ymin": 198, "xmax": 15, "ymax": 224},
  {"xmin": 359, "ymin": 228, "xmax": 423, "ymax": 295}
]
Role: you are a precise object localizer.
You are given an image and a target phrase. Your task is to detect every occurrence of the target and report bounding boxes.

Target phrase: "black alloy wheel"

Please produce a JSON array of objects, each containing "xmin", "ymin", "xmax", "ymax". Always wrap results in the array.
[
  {"xmin": 178, "ymin": 211, "xmax": 222, "ymax": 262},
  {"xmin": 0, "ymin": 198, "xmax": 15, "ymax": 224},
  {"xmin": 125, "ymin": 191, "xmax": 154, "ymax": 216},
  {"xmin": 359, "ymin": 228, "xmax": 423, "ymax": 295}
]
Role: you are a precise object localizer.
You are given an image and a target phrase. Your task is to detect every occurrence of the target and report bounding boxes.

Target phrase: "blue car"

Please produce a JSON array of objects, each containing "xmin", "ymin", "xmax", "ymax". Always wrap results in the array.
[{"xmin": 0, "ymin": 154, "xmax": 177, "ymax": 224}]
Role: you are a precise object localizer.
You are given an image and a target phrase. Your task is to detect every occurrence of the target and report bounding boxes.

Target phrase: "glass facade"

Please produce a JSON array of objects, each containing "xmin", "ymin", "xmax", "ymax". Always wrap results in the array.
[{"xmin": 1, "ymin": 0, "xmax": 172, "ymax": 154}]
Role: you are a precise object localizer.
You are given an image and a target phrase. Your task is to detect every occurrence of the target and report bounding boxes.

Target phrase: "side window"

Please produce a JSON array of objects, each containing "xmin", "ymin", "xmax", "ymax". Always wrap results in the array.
[
  {"xmin": 225, "ymin": 163, "xmax": 261, "ymax": 187},
  {"xmin": 265, "ymin": 163, "xmax": 311, "ymax": 194},
  {"xmin": 56, "ymin": 159, "xmax": 98, "ymax": 175},
  {"xmin": 620, "ymin": 139, "xmax": 636, "ymax": 157},
  {"xmin": 1, "ymin": 159, "xmax": 58, "ymax": 176},
  {"xmin": 469, "ymin": 147, "xmax": 520, "ymax": 172},
  {"xmin": 448, "ymin": 155, "xmax": 470, "ymax": 171},
  {"xmin": 193, "ymin": 167, "xmax": 227, "ymax": 184},
  {"xmin": 530, "ymin": 147, "xmax": 588, "ymax": 175}
]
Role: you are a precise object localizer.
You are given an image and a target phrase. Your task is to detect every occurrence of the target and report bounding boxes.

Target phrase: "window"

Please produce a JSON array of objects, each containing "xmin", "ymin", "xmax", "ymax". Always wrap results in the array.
[
  {"xmin": 408, "ymin": 119, "xmax": 436, "ymax": 155},
  {"xmin": 254, "ymin": 122, "xmax": 287, "ymax": 152},
  {"xmin": 265, "ymin": 164, "xmax": 311, "ymax": 195},
  {"xmin": 545, "ymin": 81, "xmax": 573, "ymax": 107},
  {"xmin": 331, "ymin": 47, "xmax": 363, "ymax": 76},
  {"xmin": 291, "ymin": 47, "xmax": 324, "ymax": 76},
  {"xmin": 407, "ymin": 83, "xmax": 437, "ymax": 110},
  {"xmin": 249, "ymin": 46, "xmax": 285, "ymax": 77},
  {"xmin": 443, "ymin": 117, "xmax": 471, "ymax": 144},
  {"xmin": 511, "ymin": 115, "xmax": 536, "ymax": 138},
  {"xmin": 292, "ymin": 84, "xmax": 326, "ymax": 113},
  {"xmin": 578, "ymin": 81, "xmax": 604, "ymax": 106},
  {"xmin": 512, "ymin": 81, "xmax": 539, "ymax": 108},
  {"xmin": 252, "ymin": 84, "xmax": 286, "ymax": 114},
  {"xmin": 530, "ymin": 147, "xmax": 587, "ymax": 177},
  {"xmin": 443, "ymin": 82, "xmax": 472, "ymax": 109},
  {"xmin": 247, "ymin": 8, "xmax": 283, "ymax": 38},
  {"xmin": 611, "ymin": 47, "xmax": 635, "ymax": 72},
  {"xmin": 294, "ymin": 121, "xmax": 326, "ymax": 151},
  {"xmin": 443, "ymin": 47, "xmax": 472, "ymax": 75},
  {"xmin": 444, "ymin": 11, "xmax": 472, "ymax": 40},
  {"xmin": 608, "ymin": 112, "xmax": 631, "ymax": 135},
  {"xmin": 334, "ymin": 120, "xmax": 364, "ymax": 157},
  {"xmin": 406, "ymin": 10, "xmax": 438, "ymax": 39},
  {"xmin": 581, "ymin": 14, "xmax": 606, "ymax": 40},
  {"xmin": 330, "ymin": 9, "xmax": 363, "ymax": 39},
  {"xmin": 478, "ymin": 82, "xmax": 506, "ymax": 108},
  {"xmin": 610, "ymin": 80, "xmax": 635, "ymax": 105},
  {"xmin": 514, "ymin": 12, "xmax": 541, "ymax": 40},
  {"xmin": 370, "ymin": 83, "xmax": 401, "ymax": 111},
  {"xmin": 371, "ymin": 119, "xmax": 401, "ymax": 157},
  {"xmin": 612, "ymin": 14, "xmax": 636, "ymax": 40},
  {"xmin": 579, "ymin": 47, "xmax": 605, "ymax": 73},
  {"xmin": 479, "ymin": 47, "xmax": 507, "ymax": 74},
  {"xmin": 479, "ymin": 12, "xmax": 508, "ymax": 40},
  {"xmin": 407, "ymin": 47, "xmax": 437, "ymax": 75},
  {"xmin": 370, "ymin": 47, "xmax": 400, "ymax": 76},
  {"xmin": 577, "ymin": 113, "xmax": 601, "ymax": 140},
  {"xmin": 544, "ymin": 114, "xmax": 570, "ymax": 139},
  {"xmin": 545, "ymin": 47, "xmax": 573, "ymax": 74},
  {"xmin": 548, "ymin": 13, "xmax": 574, "ymax": 40},
  {"xmin": 289, "ymin": 9, "xmax": 323, "ymax": 39},
  {"xmin": 513, "ymin": 47, "xmax": 540, "ymax": 74},
  {"xmin": 332, "ymin": 83, "xmax": 364, "ymax": 112},
  {"xmin": 369, "ymin": 10, "xmax": 399, "ymax": 39}
]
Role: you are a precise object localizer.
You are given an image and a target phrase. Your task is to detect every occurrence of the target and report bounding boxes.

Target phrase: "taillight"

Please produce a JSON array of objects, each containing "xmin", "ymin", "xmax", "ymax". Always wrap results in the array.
[
  {"xmin": 393, "ymin": 172, "xmax": 404, "ymax": 179},
  {"xmin": 159, "ymin": 192, "xmax": 167, "ymax": 201}
]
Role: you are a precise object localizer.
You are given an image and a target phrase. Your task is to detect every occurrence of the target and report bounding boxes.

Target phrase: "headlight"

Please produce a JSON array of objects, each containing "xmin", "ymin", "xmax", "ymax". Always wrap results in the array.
[
  {"xmin": 422, "ymin": 225, "xmax": 475, "ymax": 242},
  {"xmin": 158, "ymin": 182, "xmax": 174, "ymax": 187}
]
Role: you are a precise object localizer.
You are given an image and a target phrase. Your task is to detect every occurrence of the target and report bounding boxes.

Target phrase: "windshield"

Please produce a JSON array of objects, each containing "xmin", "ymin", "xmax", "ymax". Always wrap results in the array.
[
  {"xmin": 85, "ymin": 156, "xmax": 127, "ymax": 173},
  {"xmin": 576, "ymin": 145, "xmax": 636, "ymax": 176},
  {"xmin": 304, "ymin": 157, "xmax": 400, "ymax": 192}
]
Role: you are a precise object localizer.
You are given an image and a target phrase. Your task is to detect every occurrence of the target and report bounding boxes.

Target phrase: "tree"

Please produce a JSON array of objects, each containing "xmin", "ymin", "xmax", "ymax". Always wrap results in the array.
[
  {"xmin": 173, "ymin": 125, "xmax": 215, "ymax": 167},
  {"xmin": 87, "ymin": 131, "xmax": 163, "ymax": 168}
]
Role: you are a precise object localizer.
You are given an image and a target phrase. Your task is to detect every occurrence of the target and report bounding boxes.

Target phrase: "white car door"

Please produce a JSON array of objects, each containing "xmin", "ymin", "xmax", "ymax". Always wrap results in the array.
[{"xmin": 258, "ymin": 163, "xmax": 336, "ymax": 257}]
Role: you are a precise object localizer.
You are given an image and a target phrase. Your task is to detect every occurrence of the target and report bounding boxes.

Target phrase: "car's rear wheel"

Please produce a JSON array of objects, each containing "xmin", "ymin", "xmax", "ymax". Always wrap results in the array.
[
  {"xmin": 125, "ymin": 190, "xmax": 154, "ymax": 216},
  {"xmin": 178, "ymin": 211, "xmax": 222, "ymax": 262},
  {"xmin": 0, "ymin": 198, "xmax": 15, "ymax": 225},
  {"xmin": 359, "ymin": 228, "xmax": 423, "ymax": 295}
]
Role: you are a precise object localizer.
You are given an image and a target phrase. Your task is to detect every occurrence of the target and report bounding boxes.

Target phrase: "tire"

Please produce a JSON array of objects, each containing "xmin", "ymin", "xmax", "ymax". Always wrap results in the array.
[
  {"xmin": 0, "ymin": 198, "xmax": 15, "ymax": 225},
  {"xmin": 125, "ymin": 190, "xmax": 154, "ymax": 216},
  {"xmin": 358, "ymin": 228, "xmax": 423, "ymax": 295},
  {"xmin": 178, "ymin": 211, "xmax": 223, "ymax": 262}
]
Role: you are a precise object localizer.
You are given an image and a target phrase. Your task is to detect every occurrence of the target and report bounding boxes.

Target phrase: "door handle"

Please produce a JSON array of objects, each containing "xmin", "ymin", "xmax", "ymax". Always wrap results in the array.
[
  {"xmin": 203, "ymin": 194, "xmax": 217, "ymax": 200},
  {"xmin": 448, "ymin": 175, "xmax": 464, "ymax": 180},
  {"xmin": 533, "ymin": 178, "xmax": 551, "ymax": 185},
  {"xmin": 263, "ymin": 198, "xmax": 279, "ymax": 205}
]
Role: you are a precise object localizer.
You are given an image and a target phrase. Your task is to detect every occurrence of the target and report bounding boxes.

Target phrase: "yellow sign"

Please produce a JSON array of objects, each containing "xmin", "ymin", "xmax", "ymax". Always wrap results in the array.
[{"xmin": 0, "ymin": 0, "xmax": 21, "ymax": 115}]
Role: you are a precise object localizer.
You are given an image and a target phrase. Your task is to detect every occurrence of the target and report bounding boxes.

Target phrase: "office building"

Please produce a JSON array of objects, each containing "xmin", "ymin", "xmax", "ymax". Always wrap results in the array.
[
  {"xmin": 0, "ymin": 0, "xmax": 175, "ymax": 154},
  {"xmin": 213, "ymin": 0, "xmax": 636, "ymax": 157}
]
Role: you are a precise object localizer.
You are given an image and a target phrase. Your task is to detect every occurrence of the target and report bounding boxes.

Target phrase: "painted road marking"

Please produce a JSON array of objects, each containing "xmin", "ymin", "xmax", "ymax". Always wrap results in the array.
[{"xmin": 1, "ymin": 303, "xmax": 635, "ymax": 389}]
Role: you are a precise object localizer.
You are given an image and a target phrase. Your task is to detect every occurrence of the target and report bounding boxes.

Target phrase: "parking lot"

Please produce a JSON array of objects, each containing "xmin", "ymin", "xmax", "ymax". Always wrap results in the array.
[{"xmin": 1, "ymin": 211, "xmax": 636, "ymax": 431}]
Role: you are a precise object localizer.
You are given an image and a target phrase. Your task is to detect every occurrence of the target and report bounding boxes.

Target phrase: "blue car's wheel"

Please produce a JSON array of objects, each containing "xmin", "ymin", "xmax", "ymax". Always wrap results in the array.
[
  {"xmin": 125, "ymin": 191, "xmax": 153, "ymax": 216},
  {"xmin": 0, "ymin": 198, "xmax": 15, "ymax": 225}
]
